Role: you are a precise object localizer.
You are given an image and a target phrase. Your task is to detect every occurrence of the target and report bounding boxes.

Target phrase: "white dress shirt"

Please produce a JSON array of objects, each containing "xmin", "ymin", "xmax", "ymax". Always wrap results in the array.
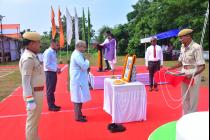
[
  {"xmin": 43, "ymin": 47, "xmax": 58, "ymax": 72},
  {"xmin": 145, "ymin": 45, "xmax": 163, "ymax": 66}
]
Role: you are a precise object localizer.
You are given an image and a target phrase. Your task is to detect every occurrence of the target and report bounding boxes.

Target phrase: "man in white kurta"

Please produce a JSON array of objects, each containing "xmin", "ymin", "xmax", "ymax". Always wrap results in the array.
[{"xmin": 70, "ymin": 40, "xmax": 91, "ymax": 122}]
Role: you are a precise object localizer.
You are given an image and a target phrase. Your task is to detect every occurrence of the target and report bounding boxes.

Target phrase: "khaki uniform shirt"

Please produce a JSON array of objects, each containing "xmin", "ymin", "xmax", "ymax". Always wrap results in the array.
[
  {"xmin": 178, "ymin": 41, "xmax": 205, "ymax": 84},
  {"xmin": 178, "ymin": 40, "xmax": 205, "ymax": 66},
  {"xmin": 19, "ymin": 49, "xmax": 45, "ymax": 98}
]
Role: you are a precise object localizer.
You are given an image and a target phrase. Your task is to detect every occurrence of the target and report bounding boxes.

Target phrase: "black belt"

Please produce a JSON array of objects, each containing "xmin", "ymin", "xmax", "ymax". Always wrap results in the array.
[{"xmin": 149, "ymin": 60, "xmax": 160, "ymax": 63}]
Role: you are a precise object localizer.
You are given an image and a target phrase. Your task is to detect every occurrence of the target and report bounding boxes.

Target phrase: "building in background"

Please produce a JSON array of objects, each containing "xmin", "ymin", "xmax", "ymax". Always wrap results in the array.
[{"xmin": 0, "ymin": 24, "xmax": 21, "ymax": 62}]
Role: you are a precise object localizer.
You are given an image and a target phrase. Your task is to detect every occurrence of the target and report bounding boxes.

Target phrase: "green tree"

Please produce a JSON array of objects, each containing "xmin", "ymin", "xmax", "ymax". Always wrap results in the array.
[{"xmin": 124, "ymin": 0, "xmax": 209, "ymax": 57}]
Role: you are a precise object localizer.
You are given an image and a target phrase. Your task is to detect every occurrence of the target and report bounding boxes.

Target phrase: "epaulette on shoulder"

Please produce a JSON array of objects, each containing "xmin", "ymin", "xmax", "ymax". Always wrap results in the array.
[
  {"xmin": 192, "ymin": 42, "xmax": 201, "ymax": 50},
  {"xmin": 21, "ymin": 53, "xmax": 34, "ymax": 62}
]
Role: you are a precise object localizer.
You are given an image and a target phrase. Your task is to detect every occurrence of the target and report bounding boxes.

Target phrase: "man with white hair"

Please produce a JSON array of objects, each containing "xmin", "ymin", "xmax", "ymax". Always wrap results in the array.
[
  {"xmin": 145, "ymin": 36, "xmax": 163, "ymax": 91},
  {"xmin": 69, "ymin": 40, "xmax": 91, "ymax": 122}
]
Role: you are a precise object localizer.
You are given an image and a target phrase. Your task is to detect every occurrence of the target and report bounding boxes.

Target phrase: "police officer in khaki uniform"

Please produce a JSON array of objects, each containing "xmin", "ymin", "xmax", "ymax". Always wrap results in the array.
[
  {"xmin": 168, "ymin": 29, "xmax": 205, "ymax": 115},
  {"xmin": 19, "ymin": 32, "xmax": 45, "ymax": 140}
]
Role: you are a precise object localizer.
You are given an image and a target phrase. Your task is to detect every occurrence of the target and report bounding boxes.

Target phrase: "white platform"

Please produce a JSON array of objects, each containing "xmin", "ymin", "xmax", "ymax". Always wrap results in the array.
[
  {"xmin": 89, "ymin": 72, "xmax": 149, "ymax": 89},
  {"xmin": 176, "ymin": 111, "xmax": 209, "ymax": 140}
]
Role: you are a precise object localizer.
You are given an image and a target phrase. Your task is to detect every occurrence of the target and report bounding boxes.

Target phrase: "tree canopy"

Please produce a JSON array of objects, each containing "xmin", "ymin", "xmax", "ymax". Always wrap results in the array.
[
  {"xmin": 97, "ymin": 0, "xmax": 209, "ymax": 57},
  {"xmin": 31, "ymin": 1, "xmax": 208, "ymax": 57}
]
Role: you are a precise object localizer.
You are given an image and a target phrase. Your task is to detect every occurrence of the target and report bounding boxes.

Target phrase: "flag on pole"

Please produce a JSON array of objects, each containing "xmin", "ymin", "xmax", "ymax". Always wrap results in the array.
[
  {"xmin": 74, "ymin": 8, "xmax": 79, "ymax": 44},
  {"xmin": 82, "ymin": 8, "xmax": 86, "ymax": 42},
  {"xmin": 66, "ymin": 8, "xmax": 73, "ymax": 46},
  {"xmin": 87, "ymin": 8, "xmax": 91, "ymax": 53},
  {"xmin": 51, "ymin": 6, "xmax": 56, "ymax": 39},
  {"xmin": 58, "ymin": 7, "xmax": 65, "ymax": 48}
]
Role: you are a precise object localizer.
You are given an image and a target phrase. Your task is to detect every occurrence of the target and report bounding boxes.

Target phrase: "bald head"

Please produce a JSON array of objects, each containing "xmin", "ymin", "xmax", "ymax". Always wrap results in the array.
[{"xmin": 75, "ymin": 40, "xmax": 87, "ymax": 53}]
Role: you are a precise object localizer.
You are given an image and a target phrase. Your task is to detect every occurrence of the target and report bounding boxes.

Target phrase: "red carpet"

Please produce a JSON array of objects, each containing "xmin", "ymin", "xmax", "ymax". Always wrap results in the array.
[{"xmin": 0, "ymin": 64, "xmax": 209, "ymax": 140}]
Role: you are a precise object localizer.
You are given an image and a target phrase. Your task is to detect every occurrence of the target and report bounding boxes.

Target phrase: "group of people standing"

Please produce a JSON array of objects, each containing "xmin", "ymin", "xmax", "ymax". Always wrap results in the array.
[
  {"xmin": 19, "ymin": 28, "xmax": 205, "ymax": 140},
  {"xmin": 19, "ymin": 29, "xmax": 118, "ymax": 139},
  {"xmin": 145, "ymin": 29, "xmax": 206, "ymax": 116}
]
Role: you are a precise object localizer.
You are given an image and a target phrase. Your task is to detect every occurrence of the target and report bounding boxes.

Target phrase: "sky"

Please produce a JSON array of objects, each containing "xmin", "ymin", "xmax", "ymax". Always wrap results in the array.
[{"xmin": 0, "ymin": 0, "xmax": 138, "ymax": 35}]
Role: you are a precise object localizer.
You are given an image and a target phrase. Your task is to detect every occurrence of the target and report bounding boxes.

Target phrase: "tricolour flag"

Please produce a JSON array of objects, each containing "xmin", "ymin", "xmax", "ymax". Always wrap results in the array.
[
  {"xmin": 58, "ymin": 7, "xmax": 65, "ymax": 48},
  {"xmin": 74, "ymin": 8, "xmax": 79, "ymax": 44},
  {"xmin": 66, "ymin": 8, "xmax": 73, "ymax": 46},
  {"xmin": 51, "ymin": 6, "xmax": 56, "ymax": 39}
]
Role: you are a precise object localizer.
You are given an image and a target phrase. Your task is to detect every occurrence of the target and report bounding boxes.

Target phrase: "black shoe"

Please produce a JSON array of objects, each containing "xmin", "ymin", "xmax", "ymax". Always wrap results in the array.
[
  {"xmin": 49, "ymin": 107, "xmax": 60, "ymax": 112},
  {"xmin": 104, "ymin": 68, "xmax": 109, "ymax": 71},
  {"xmin": 97, "ymin": 69, "xmax": 103, "ymax": 72},
  {"xmin": 88, "ymin": 83, "xmax": 93, "ymax": 90},
  {"xmin": 154, "ymin": 87, "xmax": 158, "ymax": 91},
  {"xmin": 76, "ymin": 117, "xmax": 87, "ymax": 122},
  {"xmin": 107, "ymin": 123, "xmax": 126, "ymax": 133},
  {"xmin": 107, "ymin": 123, "xmax": 115, "ymax": 130},
  {"xmin": 149, "ymin": 87, "xmax": 153, "ymax": 92},
  {"xmin": 82, "ymin": 115, "xmax": 86, "ymax": 119},
  {"xmin": 53, "ymin": 105, "xmax": 61, "ymax": 109},
  {"xmin": 104, "ymin": 67, "xmax": 111, "ymax": 71}
]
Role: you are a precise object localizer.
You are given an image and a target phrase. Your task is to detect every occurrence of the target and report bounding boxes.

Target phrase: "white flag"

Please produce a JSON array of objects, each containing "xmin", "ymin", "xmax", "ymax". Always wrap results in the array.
[
  {"xmin": 74, "ymin": 8, "xmax": 79, "ymax": 44},
  {"xmin": 66, "ymin": 8, "xmax": 73, "ymax": 46}
]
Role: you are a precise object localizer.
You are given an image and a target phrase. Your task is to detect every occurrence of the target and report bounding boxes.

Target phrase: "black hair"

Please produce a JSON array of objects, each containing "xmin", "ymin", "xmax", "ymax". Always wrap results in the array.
[{"xmin": 106, "ymin": 30, "xmax": 111, "ymax": 35}]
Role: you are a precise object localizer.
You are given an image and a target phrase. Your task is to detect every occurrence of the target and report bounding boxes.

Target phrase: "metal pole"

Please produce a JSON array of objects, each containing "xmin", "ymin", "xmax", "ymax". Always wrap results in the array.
[
  {"xmin": 0, "ymin": 15, "xmax": 5, "ymax": 62},
  {"xmin": 200, "ymin": 2, "xmax": 209, "ymax": 47},
  {"xmin": 66, "ymin": 44, "xmax": 68, "ymax": 62}
]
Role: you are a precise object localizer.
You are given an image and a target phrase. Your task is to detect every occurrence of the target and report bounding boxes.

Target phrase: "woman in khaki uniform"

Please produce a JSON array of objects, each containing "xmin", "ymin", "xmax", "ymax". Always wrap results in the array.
[
  {"xmin": 168, "ymin": 29, "xmax": 205, "ymax": 115},
  {"xmin": 19, "ymin": 32, "xmax": 45, "ymax": 140}
]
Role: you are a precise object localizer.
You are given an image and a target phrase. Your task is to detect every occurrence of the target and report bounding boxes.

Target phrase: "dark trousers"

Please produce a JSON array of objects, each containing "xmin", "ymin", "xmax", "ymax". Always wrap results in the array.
[
  {"xmin": 148, "ymin": 61, "xmax": 160, "ymax": 88},
  {"xmin": 45, "ymin": 71, "xmax": 57, "ymax": 108},
  {"xmin": 73, "ymin": 103, "xmax": 83, "ymax": 120},
  {"xmin": 105, "ymin": 60, "xmax": 111, "ymax": 69}
]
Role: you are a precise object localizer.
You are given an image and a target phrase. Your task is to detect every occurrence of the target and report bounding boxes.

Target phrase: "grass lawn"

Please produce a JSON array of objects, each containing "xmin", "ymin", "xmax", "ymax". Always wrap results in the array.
[{"xmin": 0, "ymin": 53, "xmax": 209, "ymax": 101}]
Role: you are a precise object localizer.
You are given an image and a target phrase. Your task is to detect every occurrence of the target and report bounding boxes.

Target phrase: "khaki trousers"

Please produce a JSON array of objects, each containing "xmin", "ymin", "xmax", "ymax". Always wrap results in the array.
[
  {"xmin": 181, "ymin": 68, "xmax": 201, "ymax": 115},
  {"xmin": 26, "ymin": 91, "xmax": 43, "ymax": 140}
]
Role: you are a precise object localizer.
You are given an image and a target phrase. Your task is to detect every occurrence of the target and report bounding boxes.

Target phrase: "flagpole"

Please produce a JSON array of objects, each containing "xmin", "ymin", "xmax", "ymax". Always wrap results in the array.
[{"xmin": 66, "ymin": 44, "xmax": 68, "ymax": 62}]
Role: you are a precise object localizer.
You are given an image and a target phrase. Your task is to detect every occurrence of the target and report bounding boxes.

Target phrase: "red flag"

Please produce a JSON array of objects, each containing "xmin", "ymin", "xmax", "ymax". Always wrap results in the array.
[
  {"xmin": 58, "ymin": 7, "xmax": 64, "ymax": 48},
  {"xmin": 51, "ymin": 6, "xmax": 56, "ymax": 39},
  {"xmin": 154, "ymin": 69, "xmax": 194, "ymax": 87}
]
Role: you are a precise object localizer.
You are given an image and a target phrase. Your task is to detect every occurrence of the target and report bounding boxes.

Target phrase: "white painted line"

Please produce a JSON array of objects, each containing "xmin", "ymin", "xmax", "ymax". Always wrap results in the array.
[
  {"xmin": 0, "ymin": 87, "xmax": 21, "ymax": 103},
  {"xmin": 0, "ymin": 71, "xmax": 15, "ymax": 78},
  {"xmin": 0, "ymin": 106, "xmax": 102, "ymax": 119}
]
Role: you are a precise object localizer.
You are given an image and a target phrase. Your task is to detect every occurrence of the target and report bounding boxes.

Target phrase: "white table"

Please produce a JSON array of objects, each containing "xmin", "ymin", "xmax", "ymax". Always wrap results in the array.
[
  {"xmin": 176, "ymin": 111, "xmax": 209, "ymax": 140},
  {"xmin": 103, "ymin": 78, "xmax": 147, "ymax": 123}
]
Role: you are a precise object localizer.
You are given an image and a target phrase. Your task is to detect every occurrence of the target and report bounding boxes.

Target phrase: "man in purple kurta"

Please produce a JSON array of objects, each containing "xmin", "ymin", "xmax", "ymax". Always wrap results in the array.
[{"xmin": 102, "ymin": 34, "xmax": 117, "ymax": 71}]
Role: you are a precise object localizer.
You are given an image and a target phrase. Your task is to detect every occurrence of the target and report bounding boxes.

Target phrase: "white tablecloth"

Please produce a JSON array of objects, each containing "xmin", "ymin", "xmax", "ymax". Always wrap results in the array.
[
  {"xmin": 176, "ymin": 111, "xmax": 209, "ymax": 140},
  {"xmin": 103, "ymin": 78, "xmax": 147, "ymax": 123}
]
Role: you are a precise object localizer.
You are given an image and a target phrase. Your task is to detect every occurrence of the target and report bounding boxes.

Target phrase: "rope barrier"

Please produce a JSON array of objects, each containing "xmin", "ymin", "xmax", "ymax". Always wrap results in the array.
[{"xmin": 159, "ymin": 69, "xmax": 195, "ymax": 110}]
